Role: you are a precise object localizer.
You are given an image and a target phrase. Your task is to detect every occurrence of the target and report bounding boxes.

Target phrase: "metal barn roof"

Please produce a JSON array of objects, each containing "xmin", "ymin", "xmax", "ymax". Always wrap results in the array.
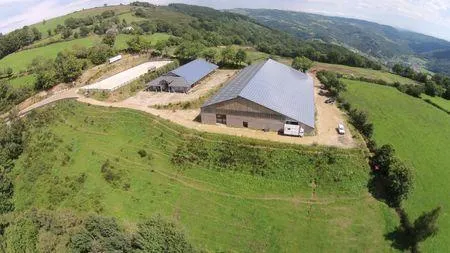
[
  {"xmin": 169, "ymin": 59, "xmax": 219, "ymax": 87},
  {"xmin": 203, "ymin": 59, "xmax": 315, "ymax": 128}
]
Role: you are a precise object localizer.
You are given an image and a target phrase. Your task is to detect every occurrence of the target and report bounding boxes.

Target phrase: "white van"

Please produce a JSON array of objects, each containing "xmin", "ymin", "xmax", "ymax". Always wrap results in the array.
[{"xmin": 284, "ymin": 121, "xmax": 305, "ymax": 137}]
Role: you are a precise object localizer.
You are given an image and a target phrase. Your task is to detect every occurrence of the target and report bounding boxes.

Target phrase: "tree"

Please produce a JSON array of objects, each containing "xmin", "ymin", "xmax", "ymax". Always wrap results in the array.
[
  {"xmin": 102, "ymin": 31, "xmax": 116, "ymax": 47},
  {"xmin": 413, "ymin": 207, "xmax": 441, "ymax": 245},
  {"xmin": 79, "ymin": 25, "xmax": 90, "ymax": 37},
  {"xmin": 404, "ymin": 84, "xmax": 423, "ymax": 98},
  {"xmin": 47, "ymin": 29, "xmax": 52, "ymax": 36},
  {"xmin": 35, "ymin": 68, "xmax": 57, "ymax": 90},
  {"xmin": 235, "ymin": 49, "xmax": 247, "ymax": 66},
  {"xmin": 61, "ymin": 27, "xmax": 72, "ymax": 39},
  {"xmin": 126, "ymin": 35, "xmax": 148, "ymax": 53},
  {"xmin": 0, "ymin": 168, "xmax": 14, "ymax": 214},
  {"xmin": 387, "ymin": 159, "xmax": 414, "ymax": 206},
  {"xmin": 69, "ymin": 216, "xmax": 131, "ymax": 252},
  {"xmin": 174, "ymin": 42, "xmax": 205, "ymax": 61},
  {"xmin": 132, "ymin": 215, "xmax": 194, "ymax": 253},
  {"xmin": 54, "ymin": 51, "xmax": 83, "ymax": 83},
  {"xmin": 31, "ymin": 27, "xmax": 42, "ymax": 41},
  {"xmin": 292, "ymin": 56, "xmax": 313, "ymax": 72},
  {"xmin": 220, "ymin": 46, "xmax": 236, "ymax": 66},
  {"xmin": 154, "ymin": 40, "xmax": 168, "ymax": 56},
  {"xmin": 443, "ymin": 87, "xmax": 450, "ymax": 100},
  {"xmin": 201, "ymin": 48, "xmax": 217, "ymax": 63},
  {"xmin": 372, "ymin": 144, "xmax": 396, "ymax": 174},
  {"xmin": 392, "ymin": 64, "xmax": 404, "ymax": 75},
  {"xmin": 88, "ymin": 44, "xmax": 114, "ymax": 65},
  {"xmin": 424, "ymin": 80, "xmax": 438, "ymax": 97}
]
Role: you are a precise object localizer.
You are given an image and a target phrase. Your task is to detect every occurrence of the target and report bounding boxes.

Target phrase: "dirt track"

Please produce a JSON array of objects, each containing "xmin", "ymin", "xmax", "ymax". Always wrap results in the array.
[{"xmin": 18, "ymin": 71, "xmax": 358, "ymax": 149}]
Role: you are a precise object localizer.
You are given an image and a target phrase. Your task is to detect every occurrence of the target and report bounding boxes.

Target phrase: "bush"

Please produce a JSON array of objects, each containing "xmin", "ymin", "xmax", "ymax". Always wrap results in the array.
[
  {"xmin": 348, "ymin": 109, "xmax": 373, "ymax": 138},
  {"xmin": 70, "ymin": 215, "xmax": 131, "ymax": 252},
  {"xmin": 138, "ymin": 149, "xmax": 147, "ymax": 158},
  {"xmin": 100, "ymin": 159, "xmax": 121, "ymax": 184},
  {"xmin": 403, "ymin": 84, "xmax": 423, "ymax": 98},
  {"xmin": 132, "ymin": 215, "xmax": 195, "ymax": 253},
  {"xmin": 88, "ymin": 44, "xmax": 114, "ymax": 65},
  {"xmin": 386, "ymin": 159, "xmax": 414, "ymax": 206}
]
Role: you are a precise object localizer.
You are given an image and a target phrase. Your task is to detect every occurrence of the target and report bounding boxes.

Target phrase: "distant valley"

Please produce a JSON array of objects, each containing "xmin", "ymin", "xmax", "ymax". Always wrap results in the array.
[{"xmin": 231, "ymin": 8, "xmax": 450, "ymax": 74}]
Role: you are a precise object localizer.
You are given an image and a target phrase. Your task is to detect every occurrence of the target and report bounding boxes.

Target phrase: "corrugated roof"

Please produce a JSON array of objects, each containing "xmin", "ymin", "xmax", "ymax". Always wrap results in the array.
[
  {"xmin": 202, "ymin": 59, "xmax": 315, "ymax": 128},
  {"xmin": 148, "ymin": 76, "xmax": 187, "ymax": 87},
  {"xmin": 170, "ymin": 59, "xmax": 218, "ymax": 87}
]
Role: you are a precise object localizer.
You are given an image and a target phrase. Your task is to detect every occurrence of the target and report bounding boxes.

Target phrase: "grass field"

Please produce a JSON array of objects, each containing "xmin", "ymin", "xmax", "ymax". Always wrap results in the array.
[
  {"xmin": 0, "ymin": 33, "xmax": 170, "ymax": 74},
  {"xmin": 314, "ymin": 62, "xmax": 420, "ymax": 85},
  {"xmin": 11, "ymin": 101, "xmax": 397, "ymax": 252},
  {"xmin": 0, "ymin": 36, "xmax": 101, "ymax": 73},
  {"xmin": 342, "ymin": 79, "xmax": 450, "ymax": 252},
  {"xmin": 421, "ymin": 94, "xmax": 450, "ymax": 112},
  {"xmin": 7, "ymin": 75, "xmax": 37, "ymax": 89},
  {"xmin": 114, "ymin": 33, "xmax": 172, "ymax": 50},
  {"xmin": 31, "ymin": 5, "xmax": 133, "ymax": 38}
]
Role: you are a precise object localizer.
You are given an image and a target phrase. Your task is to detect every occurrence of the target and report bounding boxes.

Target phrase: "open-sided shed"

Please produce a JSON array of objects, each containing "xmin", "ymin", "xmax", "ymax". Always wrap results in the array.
[{"xmin": 147, "ymin": 59, "xmax": 218, "ymax": 93}]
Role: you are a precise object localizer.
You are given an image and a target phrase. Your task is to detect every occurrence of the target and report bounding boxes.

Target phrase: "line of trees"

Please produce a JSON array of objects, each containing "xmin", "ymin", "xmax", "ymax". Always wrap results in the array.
[
  {"xmin": 318, "ymin": 70, "xmax": 441, "ymax": 252},
  {"xmin": 392, "ymin": 63, "xmax": 450, "ymax": 100},
  {"xmin": 173, "ymin": 42, "xmax": 249, "ymax": 67},
  {"xmin": 0, "ymin": 26, "xmax": 41, "ymax": 60}
]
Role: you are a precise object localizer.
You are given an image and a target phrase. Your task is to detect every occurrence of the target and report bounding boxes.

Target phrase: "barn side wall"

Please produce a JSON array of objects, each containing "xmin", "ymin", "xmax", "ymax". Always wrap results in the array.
[{"xmin": 201, "ymin": 97, "xmax": 314, "ymax": 134}]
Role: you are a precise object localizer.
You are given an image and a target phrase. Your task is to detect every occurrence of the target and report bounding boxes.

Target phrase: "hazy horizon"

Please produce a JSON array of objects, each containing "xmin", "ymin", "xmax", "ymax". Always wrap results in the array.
[{"xmin": 1, "ymin": 0, "xmax": 450, "ymax": 42}]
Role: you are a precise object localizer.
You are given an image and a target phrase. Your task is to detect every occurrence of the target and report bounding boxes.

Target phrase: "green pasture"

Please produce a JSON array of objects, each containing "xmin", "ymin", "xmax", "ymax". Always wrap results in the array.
[
  {"xmin": 342, "ymin": 79, "xmax": 450, "ymax": 252},
  {"xmin": 0, "ymin": 36, "xmax": 101, "ymax": 72},
  {"xmin": 11, "ymin": 101, "xmax": 396, "ymax": 252},
  {"xmin": 314, "ymin": 62, "xmax": 420, "ymax": 85}
]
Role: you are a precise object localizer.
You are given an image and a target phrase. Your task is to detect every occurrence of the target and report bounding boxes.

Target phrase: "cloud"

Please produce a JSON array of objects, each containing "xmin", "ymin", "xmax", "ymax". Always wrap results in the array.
[{"xmin": 1, "ymin": 0, "xmax": 450, "ymax": 41}]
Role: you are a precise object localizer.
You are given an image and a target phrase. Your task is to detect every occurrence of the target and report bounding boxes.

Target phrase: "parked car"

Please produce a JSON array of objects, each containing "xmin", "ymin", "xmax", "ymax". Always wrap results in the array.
[
  {"xmin": 338, "ymin": 123, "xmax": 345, "ymax": 135},
  {"xmin": 325, "ymin": 98, "xmax": 336, "ymax": 104}
]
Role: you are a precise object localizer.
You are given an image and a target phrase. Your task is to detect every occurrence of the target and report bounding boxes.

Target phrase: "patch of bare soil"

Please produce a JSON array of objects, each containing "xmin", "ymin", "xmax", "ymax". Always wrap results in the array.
[{"xmin": 123, "ymin": 69, "xmax": 237, "ymax": 107}]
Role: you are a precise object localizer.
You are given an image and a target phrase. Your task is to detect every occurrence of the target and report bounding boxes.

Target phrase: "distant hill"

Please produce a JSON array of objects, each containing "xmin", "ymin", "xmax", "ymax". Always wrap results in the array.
[{"xmin": 231, "ymin": 8, "xmax": 450, "ymax": 74}]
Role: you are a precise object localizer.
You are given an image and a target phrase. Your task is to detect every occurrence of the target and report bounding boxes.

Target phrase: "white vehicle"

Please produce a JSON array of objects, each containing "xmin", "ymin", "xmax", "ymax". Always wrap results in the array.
[
  {"xmin": 284, "ymin": 121, "xmax": 305, "ymax": 137},
  {"xmin": 338, "ymin": 123, "xmax": 346, "ymax": 135}
]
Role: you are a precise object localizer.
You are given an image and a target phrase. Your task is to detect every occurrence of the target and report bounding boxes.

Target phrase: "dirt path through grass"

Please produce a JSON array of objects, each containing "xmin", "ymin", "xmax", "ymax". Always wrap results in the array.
[{"xmin": 16, "ymin": 72, "xmax": 359, "ymax": 148}]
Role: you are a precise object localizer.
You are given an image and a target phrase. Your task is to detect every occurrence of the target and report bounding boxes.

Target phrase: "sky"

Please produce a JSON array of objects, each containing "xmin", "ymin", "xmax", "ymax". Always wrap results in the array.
[{"xmin": 1, "ymin": 0, "xmax": 450, "ymax": 41}]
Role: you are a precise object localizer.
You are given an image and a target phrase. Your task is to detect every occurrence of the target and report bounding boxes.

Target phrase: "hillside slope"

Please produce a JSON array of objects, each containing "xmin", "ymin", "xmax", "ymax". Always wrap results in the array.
[
  {"xmin": 342, "ymin": 80, "xmax": 450, "ymax": 252},
  {"xmin": 232, "ymin": 9, "xmax": 450, "ymax": 74},
  {"xmin": 0, "ymin": 101, "xmax": 397, "ymax": 252}
]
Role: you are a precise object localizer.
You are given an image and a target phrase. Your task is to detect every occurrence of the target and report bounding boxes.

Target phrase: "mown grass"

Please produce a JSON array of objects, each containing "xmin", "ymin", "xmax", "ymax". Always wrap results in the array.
[
  {"xmin": 314, "ymin": 62, "xmax": 420, "ymax": 85},
  {"xmin": 341, "ymin": 79, "xmax": 450, "ymax": 252},
  {"xmin": 12, "ymin": 101, "xmax": 396, "ymax": 252},
  {"xmin": 421, "ymin": 94, "xmax": 450, "ymax": 113}
]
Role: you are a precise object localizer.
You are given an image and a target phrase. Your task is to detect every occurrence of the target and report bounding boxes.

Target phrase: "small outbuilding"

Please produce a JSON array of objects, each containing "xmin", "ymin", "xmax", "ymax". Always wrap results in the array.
[
  {"xmin": 147, "ymin": 59, "xmax": 218, "ymax": 93},
  {"xmin": 201, "ymin": 59, "xmax": 315, "ymax": 134}
]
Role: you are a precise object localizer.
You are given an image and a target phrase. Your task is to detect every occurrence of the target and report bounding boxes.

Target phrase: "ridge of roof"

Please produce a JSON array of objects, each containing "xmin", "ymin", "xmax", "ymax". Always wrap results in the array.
[
  {"xmin": 202, "ymin": 59, "xmax": 315, "ymax": 128},
  {"xmin": 169, "ymin": 58, "xmax": 218, "ymax": 86},
  {"xmin": 202, "ymin": 60, "xmax": 267, "ymax": 107}
]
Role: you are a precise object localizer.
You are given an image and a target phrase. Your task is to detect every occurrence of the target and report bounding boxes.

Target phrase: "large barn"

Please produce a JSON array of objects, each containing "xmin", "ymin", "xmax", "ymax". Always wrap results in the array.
[
  {"xmin": 201, "ymin": 59, "xmax": 315, "ymax": 134},
  {"xmin": 147, "ymin": 58, "xmax": 218, "ymax": 93}
]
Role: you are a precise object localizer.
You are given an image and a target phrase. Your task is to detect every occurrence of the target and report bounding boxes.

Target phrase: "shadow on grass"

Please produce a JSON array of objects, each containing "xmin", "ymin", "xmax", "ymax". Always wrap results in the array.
[{"xmin": 384, "ymin": 208, "xmax": 416, "ymax": 252}]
